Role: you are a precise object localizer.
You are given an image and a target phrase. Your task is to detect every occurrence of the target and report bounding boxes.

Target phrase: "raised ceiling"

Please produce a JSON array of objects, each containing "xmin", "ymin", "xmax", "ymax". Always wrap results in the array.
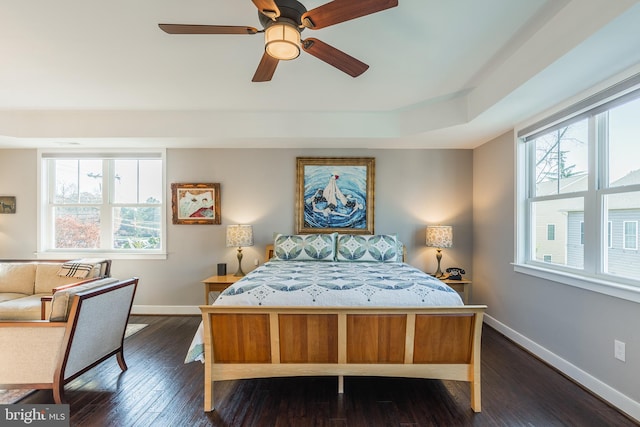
[{"xmin": 1, "ymin": 0, "xmax": 639, "ymax": 149}]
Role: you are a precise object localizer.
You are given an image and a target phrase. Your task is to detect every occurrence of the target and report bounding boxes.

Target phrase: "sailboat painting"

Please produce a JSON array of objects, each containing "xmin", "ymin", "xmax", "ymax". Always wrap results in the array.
[{"xmin": 296, "ymin": 157, "xmax": 375, "ymax": 234}]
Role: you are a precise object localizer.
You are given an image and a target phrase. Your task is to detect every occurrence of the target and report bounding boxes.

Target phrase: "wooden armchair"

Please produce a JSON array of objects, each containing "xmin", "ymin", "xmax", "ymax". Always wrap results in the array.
[{"xmin": 0, "ymin": 277, "xmax": 138, "ymax": 403}]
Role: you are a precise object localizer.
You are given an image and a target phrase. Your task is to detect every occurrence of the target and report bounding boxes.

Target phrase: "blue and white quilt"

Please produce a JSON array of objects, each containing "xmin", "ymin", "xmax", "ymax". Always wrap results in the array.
[
  {"xmin": 185, "ymin": 260, "xmax": 462, "ymax": 363},
  {"xmin": 215, "ymin": 260, "xmax": 462, "ymax": 307}
]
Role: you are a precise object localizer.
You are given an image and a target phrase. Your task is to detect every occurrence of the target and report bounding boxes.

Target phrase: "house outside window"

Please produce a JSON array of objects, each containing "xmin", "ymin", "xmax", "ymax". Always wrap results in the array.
[
  {"xmin": 517, "ymin": 76, "xmax": 640, "ymax": 297},
  {"xmin": 38, "ymin": 150, "xmax": 166, "ymax": 259}
]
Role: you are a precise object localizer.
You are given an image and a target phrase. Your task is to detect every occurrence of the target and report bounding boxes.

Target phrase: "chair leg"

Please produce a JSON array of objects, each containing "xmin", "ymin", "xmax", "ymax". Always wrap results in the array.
[
  {"xmin": 52, "ymin": 383, "xmax": 66, "ymax": 404},
  {"xmin": 116, "ymin": 349, "xmax": 128, "ymax": 371}
]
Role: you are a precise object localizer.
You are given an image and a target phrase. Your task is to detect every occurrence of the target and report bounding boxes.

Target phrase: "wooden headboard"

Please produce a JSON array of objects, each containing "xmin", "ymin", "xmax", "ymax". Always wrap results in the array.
[{"xmin": 266, "ymin": 244, "xmax": 275, "ymax": 260}]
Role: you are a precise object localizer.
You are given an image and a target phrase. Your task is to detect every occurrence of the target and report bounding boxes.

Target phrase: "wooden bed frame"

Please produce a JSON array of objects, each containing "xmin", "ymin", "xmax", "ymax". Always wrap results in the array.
[{"xmin": 198, "ymin": 245, "xmax": 487, "ymax": 413}]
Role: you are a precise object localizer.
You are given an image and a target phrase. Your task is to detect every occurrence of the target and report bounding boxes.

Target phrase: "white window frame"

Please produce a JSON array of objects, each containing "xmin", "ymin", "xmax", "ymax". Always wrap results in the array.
[
  {"xmin": 515, "ymin": 71, "xmax": 640, "ymax": 304},
  {"xmin": 37, "ymin": 149, "xmax": 167, "ymax": 260},
  {"xmin": 623, "ymin": 221, "xmax": 638, "ymax": 250},
  {"xmin": 543, "ymin": 254, "xmax": 552, "ymax": 263}
]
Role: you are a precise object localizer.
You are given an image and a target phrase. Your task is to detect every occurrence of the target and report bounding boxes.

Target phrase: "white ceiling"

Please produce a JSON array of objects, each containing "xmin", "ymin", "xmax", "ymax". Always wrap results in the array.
[{"xmin": 1, "ymin": 0, "xmax": 639, "ymax": 149}]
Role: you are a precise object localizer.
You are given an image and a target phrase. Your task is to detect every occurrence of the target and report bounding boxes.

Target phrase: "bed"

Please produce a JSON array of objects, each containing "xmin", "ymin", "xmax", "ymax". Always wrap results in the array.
[{"xmin": 188, "ymin": 233, "xmax": 487, "ymax": 413}]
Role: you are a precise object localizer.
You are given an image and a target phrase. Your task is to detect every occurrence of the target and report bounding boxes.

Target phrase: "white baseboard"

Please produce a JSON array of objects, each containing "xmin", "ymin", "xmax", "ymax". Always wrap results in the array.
[
  {"xmin": 484, "ymin": 314, "xmax": 640, "ymax": 423},
  {"xmin": 131, "ymin": 305, "xmax": 199, "ymax": 316}
]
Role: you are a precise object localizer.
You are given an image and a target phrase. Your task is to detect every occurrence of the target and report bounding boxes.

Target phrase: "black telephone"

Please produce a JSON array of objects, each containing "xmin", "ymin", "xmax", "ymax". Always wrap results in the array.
[{"xmin": 444, "ymin": 267, "xmax": 465, "ymax": 280}]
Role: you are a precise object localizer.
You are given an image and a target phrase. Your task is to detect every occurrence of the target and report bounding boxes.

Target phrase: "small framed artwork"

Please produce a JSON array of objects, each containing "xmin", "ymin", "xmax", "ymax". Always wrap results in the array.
[
  {"xmin": 0, "ymin": 196, "xmax": 16, "ymax": 214},
  {"xmin": 296, "ymin": 157, "xmax": 375, "ymax": 234},
  {"xmin": 171, "ymin": 183, "xmax": 221, "ymax": 224}
]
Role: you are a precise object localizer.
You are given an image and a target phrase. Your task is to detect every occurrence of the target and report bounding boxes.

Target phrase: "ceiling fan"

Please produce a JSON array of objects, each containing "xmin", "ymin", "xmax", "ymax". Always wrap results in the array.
[{"xmin": 159, "ymin": 0, "xmax": 398, "ymax": 82}]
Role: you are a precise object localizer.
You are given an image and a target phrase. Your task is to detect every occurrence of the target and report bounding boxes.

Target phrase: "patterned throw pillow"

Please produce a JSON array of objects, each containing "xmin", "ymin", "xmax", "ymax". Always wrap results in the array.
[
  {"xmin": 274, "ymin": 233, "xmax": 337, "ymax": 261},
  {"xmin": 336, "ymin": 234, "xmax": 400, "ymax": 262}
]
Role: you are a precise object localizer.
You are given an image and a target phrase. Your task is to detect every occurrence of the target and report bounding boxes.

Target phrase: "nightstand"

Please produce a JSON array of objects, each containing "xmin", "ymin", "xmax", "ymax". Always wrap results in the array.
[
  {"xmin": 201, "ymin": 274, "xmax": 242, "ymax": 304},
  {"xmin": 439, "ymin": 278, "xmax": 471, "ymax": 304}
]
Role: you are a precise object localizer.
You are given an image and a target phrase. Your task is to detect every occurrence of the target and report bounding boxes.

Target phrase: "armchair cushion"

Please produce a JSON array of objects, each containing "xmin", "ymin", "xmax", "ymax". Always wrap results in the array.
[
  {"xmin": 35, "ymin": 263, "xmax": 99, "ymax": 294},
  {"xmin": 0, "ymin": 263, "xmax": 36, "ymax": 295},
  {"xmin": 0, "ymin": 294, "xmax": 47, "ymax": 320},
  {"xmin": 49, "ymin": 278, "xmax": 119, "ymax": 322}
]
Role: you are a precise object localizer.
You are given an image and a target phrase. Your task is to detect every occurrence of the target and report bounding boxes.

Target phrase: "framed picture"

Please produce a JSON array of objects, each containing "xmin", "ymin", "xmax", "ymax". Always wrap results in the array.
[
  {"xmin": 0, "ymin": 196, "xmax": 16, "ymax": 214},
  {"xmin": 171, "ymin": 183, "xmax": 221, "ymax": 225},
  {"xmin": 296, "ymin": 157, "xmax": 375, "ymax": 234}
]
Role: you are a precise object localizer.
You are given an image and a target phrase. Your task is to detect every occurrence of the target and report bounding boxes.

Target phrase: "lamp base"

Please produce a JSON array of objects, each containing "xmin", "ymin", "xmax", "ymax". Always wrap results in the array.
[
  {"xmin": 432, "ymin": 249, "xmax": 444, "ymax": 278},
  {"xmin": 233, "ymin": 248, "xmax": 245, "ymax": 277}
]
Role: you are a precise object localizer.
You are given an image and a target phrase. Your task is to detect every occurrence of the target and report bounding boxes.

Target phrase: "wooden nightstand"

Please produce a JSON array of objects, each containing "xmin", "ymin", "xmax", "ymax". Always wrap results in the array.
[
  {"xmin": 439, "ymin": 278, "xmax": 471, "ymax": 304},
  {"xmin": 201, "ymin": 274, "xmax": 242, "ymax": 304}
]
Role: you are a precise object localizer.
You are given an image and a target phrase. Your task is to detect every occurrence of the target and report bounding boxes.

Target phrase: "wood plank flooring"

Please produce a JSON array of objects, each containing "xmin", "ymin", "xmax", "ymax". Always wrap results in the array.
[{"xmin": 20, "ymin": 315, "xmax": 638, "ymax": 426}]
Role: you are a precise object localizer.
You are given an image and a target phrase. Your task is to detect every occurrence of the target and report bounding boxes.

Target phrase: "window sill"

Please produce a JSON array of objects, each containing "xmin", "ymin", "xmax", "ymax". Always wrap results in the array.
[
  {"xmin": 36, "ymin": 251, "xmax": 167, "ymax": 261},
  {"xmin": 513, "ymin": 263, "xmax": 640, "ymax": 304}
]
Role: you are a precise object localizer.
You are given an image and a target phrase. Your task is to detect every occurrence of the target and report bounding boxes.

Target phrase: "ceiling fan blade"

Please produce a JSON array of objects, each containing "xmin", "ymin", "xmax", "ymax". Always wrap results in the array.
[
  {"xmin": 252, "ymin": 52, "xmax": 279, "ymax": 82},
  {"xmin": 302, "ymin": 38, "xmax": 369, "ymax": 77},
  {"xmin": 252, "ymin": 0, "xmax": 280, "ymax": 20},
  {"xmin": 158, "ymin": 24, "xmax": 258, "ymax": 35},
  {"xmin": 301, "ymin": 0, "xmax": 398, "ymax": 29}
]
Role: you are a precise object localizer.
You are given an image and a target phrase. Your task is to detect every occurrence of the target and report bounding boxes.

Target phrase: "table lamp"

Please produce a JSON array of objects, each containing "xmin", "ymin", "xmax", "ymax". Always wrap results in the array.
[
  {"xmin": 426, "ymin": 225, "xmax": 453, "ymax": 278},
  {"xmin": 226, "ymin": 225, "xmax": 254, "ymax": 277}
]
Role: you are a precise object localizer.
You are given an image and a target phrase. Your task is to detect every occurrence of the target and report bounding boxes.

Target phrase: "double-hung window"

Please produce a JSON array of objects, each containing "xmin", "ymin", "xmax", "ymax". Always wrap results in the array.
[
  {"xmin": 517, "ymin": 74, "xmax": 640, "ymax": 300},
  {"xmin": 38, "ymin": 150, "xmax": 166, "ymax": 258}
]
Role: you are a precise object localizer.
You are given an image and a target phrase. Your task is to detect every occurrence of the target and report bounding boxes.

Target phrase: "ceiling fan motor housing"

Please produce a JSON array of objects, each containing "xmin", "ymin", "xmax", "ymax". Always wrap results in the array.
[{"xmin": 258, "ymin": 0, "xmax": 307, "ymax": 30}]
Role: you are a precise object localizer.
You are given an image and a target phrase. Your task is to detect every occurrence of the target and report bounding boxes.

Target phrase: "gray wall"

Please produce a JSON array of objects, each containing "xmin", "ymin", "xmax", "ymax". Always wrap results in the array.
[
  {"xmin": 473, "ymin": 131, "xmax": 640, "ymax": 416},
  {"xmin": 0, "ymin": 148, "xmax": 473, "ymax": 311}
]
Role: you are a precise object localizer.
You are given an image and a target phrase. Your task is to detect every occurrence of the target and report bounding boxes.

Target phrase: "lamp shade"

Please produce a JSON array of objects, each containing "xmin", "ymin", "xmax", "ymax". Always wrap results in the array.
[
  {"xmin": 226, "ymin": 225, "xmax": 254, "ymax": 248},
  {"xmin": 426, "ymin": 225, "xmax": 453, "ymax": 248}
]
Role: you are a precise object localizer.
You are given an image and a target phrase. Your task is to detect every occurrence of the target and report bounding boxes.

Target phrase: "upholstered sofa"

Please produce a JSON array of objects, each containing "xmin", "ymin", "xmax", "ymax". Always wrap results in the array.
[
  {"xmin": 0, "ymin": 276, "xmax": 138, "ymax": 403},
  {"xmin": 0, "ymin": 259, "xmax": 111, "ymax": 320}
]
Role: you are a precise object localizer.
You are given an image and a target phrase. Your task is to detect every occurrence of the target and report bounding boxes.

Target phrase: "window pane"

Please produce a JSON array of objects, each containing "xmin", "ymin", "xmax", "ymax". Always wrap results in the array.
[
  {"xmin": 54, "ymin": 160, "xmax": 102, "ymax": 204},
  {"xmin": 605, "ymin": 193, "xmax": 640, "ymax": 278},
  {"xmin": 54, "ymin": 207, "xmax": 100, "ymax": 248},
  {"xmin": 139, "ymin": 160, "xmax": 162, "ymax": 204},
  {"xmin": 113, "ymin": 160, "xmax": 138, "ymax": 204},
  {"xmin": 608, "ymin": 97, "xmax": 640, "ymax": 187},
  {"xmin": 113, "ymin": 160, "xmax": 162, "ymax": 204},
  {"xmin": 534, "ymin": 120, "xmax": 588, "ymax": 196},
  {"xmin": 113, "ymin": 207, "xmax": 162, "ymax": 249},
  {"xmin": 532, "ymin": 197, "xmax": 583, "ymax": 268}
]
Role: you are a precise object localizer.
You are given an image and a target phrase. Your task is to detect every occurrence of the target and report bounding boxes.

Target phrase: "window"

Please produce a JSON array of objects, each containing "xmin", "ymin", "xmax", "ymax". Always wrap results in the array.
[
  {"xmin": 623, "ymin": 221, "xmax": 637, "ymax": 250},
  {"xmin": 38, "ymin": 150, "xmax": 166, "ymax": 258},
  {"xmin": 517, "ymin": 74, "xmax": 640, "ymax": 298},
  {"xmin": 547, "ymin": 224, "xmax": 556, "ymax": 241}
]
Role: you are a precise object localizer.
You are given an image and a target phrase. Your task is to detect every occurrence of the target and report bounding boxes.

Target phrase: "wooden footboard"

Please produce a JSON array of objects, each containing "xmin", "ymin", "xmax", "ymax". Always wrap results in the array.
[{"xmin": 200, "ymin": 305, "xmax": 487, "ymax": 413}]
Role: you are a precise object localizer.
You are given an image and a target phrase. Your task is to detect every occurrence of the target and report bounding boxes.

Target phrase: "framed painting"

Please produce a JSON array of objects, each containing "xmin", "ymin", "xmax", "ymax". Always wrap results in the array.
[
  {"xmin": 171, "ymin": 183, "xmax": 221, "ymax": 225},
  {"xmin": 0, "ymin": 196, "xmax": 16, "ymax": 214},
  {"xmin": 296, "ymin": 157, "xmax": 375, "ymax": 234}
]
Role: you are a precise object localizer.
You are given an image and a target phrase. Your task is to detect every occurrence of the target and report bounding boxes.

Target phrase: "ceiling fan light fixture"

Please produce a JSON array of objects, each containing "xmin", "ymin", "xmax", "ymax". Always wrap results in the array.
[{"xmin": 265, "ymin": 21, "xmax": 300, "ymax": 60}]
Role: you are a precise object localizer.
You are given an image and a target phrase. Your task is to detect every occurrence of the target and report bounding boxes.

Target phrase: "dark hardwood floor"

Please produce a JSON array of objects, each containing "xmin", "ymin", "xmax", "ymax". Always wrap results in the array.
[{"xmin": 21, "ymin": 315, "xmax": 638, "ymax": 426}]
